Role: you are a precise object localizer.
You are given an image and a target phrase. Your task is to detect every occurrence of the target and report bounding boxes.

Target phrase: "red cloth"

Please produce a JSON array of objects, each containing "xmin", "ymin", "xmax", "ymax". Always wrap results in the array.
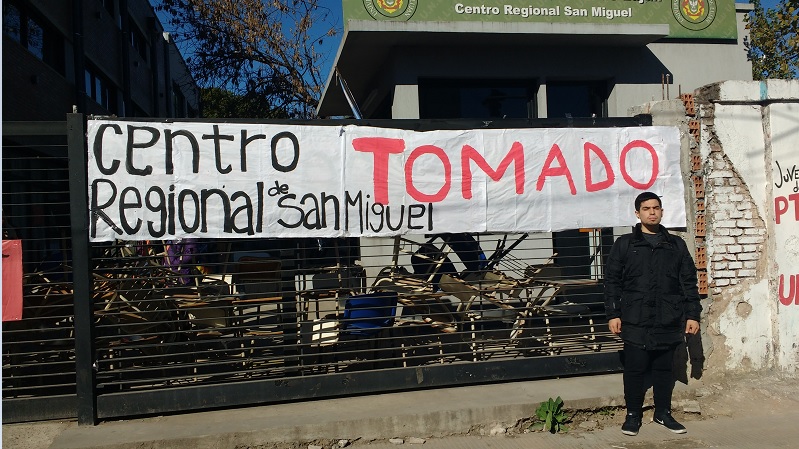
[{"xmin": 2, "ymin": 240, "xmax": 23, "ymax": 321}]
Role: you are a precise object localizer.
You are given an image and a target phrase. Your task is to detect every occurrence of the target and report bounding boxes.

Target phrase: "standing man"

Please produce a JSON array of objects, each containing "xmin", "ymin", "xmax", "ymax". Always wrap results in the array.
[{"xmin": 604, "ymin": 192, "xmax": 701, "ymax": 436}]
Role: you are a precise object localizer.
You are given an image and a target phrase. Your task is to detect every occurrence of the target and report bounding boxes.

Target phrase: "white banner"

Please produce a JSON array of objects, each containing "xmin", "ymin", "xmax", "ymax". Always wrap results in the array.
[{"xmin": 87, "ymin": 120, "xmax": 686, "ymax": 241}]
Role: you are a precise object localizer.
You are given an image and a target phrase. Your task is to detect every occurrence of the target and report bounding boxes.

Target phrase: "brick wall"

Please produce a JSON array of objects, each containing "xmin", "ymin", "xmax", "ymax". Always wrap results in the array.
[
  {"xmin": 681, "ymin": 93, "xmax": 768, "ymax": 295},
  {"xmin": 704, "ymin": 149, "xmax": 767, "ymax": 292}
]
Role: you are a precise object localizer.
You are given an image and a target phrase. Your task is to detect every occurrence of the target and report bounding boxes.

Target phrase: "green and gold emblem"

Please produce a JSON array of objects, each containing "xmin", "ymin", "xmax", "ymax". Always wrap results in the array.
[
  {"xmin": 363, "ymin": 0, "xmax": 418, "ymax": 21},
  {"xmin": 672, "ymin": 0, "xmax": 717, "ymax": 31}
]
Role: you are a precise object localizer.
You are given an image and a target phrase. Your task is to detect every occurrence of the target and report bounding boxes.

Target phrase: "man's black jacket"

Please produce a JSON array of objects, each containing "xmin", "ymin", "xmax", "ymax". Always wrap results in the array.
[{"xmin": 604, "ymin": 224, "xmax": 701, "ymax": 350}]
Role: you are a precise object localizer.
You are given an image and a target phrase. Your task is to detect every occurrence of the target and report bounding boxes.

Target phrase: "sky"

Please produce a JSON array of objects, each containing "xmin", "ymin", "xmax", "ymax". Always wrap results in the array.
[{"xmin": 314, "ymin": 1, "xmax": 345, "ymax": 85}]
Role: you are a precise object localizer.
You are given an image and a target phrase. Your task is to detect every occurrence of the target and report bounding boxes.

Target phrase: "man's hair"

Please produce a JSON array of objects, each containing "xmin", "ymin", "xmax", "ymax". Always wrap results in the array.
[{"xmin": 634, "ymin": 191, "xmax": 662, "ymax": 211}]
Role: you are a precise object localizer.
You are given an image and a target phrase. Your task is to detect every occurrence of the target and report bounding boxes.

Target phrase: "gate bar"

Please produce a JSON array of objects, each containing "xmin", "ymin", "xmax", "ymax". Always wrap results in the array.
[
  {"xmin": 68, "ymin": 113, "xmax": 97, "ymax": 425},
  {"xmin": 95, "ymin": 352, "xmax": 623, "ymax": 419}
]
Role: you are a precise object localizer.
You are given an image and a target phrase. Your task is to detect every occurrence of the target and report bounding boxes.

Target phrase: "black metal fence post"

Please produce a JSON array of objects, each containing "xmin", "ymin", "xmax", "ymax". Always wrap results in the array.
[{"xmin": 67, "ymin": 113, "xmax": 97, "ymax": 425}]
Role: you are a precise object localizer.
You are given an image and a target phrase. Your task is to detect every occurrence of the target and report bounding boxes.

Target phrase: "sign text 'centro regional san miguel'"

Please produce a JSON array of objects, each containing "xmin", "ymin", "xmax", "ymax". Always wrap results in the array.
[
  {"xmin": 345, "ymin": 0, "xmax": 737, "ymax": 40},
  {"xmin": 87, "ymin": 121, "xmax": 686, "ymax": 242}
]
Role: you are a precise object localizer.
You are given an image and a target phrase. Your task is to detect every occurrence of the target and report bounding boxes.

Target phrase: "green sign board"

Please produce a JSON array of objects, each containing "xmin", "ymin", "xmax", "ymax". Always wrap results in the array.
[{"xmin": 343, "ymin": 0, "xmax": 738, "ymax": 39}]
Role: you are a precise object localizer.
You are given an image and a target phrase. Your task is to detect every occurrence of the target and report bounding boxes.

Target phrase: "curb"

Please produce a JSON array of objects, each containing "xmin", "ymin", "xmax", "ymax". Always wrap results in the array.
[{"xmin": 47, "ymin": 374, "xmax": 695, "ymax": 449}]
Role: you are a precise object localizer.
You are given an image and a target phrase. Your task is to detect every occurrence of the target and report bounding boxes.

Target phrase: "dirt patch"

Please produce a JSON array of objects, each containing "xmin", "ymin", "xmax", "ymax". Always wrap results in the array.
[
  {"xmin": 559, "ymin": 371, "xmax": 799, "ymax": 435},
  {"xmin": 690, "ymin": 372, "xmax": 799, "ymax": 419},
  {"xmin": 244, "ymin": 438, "xmax": 373, "ymax": 449},
  {"xmin": 246, "ymin": 440, "xmax": 327, "ymax": 449},
  {"xmin": 1, "ymin": 420, "xmax": 75, "ymax": 449},
  {"xmin": 506, "ymin": 405, "xmax": 704, "ymax": 435}
]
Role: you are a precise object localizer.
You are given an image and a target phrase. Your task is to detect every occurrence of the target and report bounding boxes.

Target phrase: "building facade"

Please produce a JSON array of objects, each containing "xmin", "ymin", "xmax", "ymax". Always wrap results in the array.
[
  {"xmin": 318, "ymin": 0, "xmax": 755, "ymax": 281},
  {"xmin": 3, "ymin": 0, "xmax": 199, "ymax": 121},
  {"xmin": 2, "ymin": 1, "xmax": 200, "ymax": 422},
  {"xmin": 318, "ymin": 1, "xmax": 753, "ymax": 120}
]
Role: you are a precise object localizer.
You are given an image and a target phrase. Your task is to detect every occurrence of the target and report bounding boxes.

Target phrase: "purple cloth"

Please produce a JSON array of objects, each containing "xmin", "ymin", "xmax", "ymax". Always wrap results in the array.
[{"xmin": 164, "ymin": 239, "xmax": 199, "ymax": 285}]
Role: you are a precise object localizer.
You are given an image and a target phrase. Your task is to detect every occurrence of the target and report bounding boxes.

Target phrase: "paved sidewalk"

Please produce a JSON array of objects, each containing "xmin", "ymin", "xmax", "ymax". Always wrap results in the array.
[
  {"xmin": 4, "ymin": 371, "xmax": 798, "ymax": 449},
  {"xmin": 49, "ymin": 374, "xmax": 638, "ymax": 449},
  {"xmin": 362, "ymin": 408, "xmax": 799, "ymax": 449}
]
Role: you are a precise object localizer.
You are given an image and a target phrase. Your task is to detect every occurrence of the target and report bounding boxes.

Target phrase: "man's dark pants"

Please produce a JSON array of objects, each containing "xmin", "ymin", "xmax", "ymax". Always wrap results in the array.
[{"xmin": 623, "ymin": 342, "xmax": 676, "ymax": 414}]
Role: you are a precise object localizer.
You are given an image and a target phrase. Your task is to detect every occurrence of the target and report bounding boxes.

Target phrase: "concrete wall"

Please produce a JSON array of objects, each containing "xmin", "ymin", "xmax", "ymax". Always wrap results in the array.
[
  {"xmin": 630, "ymin": 6, "xmax": 754, "ymax": 110},
  {"xmin": 386, "ymin": 37, "xmax": 752, "ymax": 120},
  {"xmin": 646, "ymin": 80, "xmax": 799, "ymax": 375},
  {"xmin": 384, "ymin": 6, "xmax": 753, "ymax": 120}
]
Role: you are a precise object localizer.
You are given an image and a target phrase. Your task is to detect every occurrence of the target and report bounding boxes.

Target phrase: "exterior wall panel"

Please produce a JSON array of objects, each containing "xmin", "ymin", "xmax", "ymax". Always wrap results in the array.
[
  {"xmin": 2, "ymin": 0, "xmax": 198, "ymax": 121},
  {"xmin": 82, "ymin": 2, "xmax": 123, "ymax": 88},
  {"xmin": 2, "ymin": 37, "xmax": 75, "ymax": 121}
]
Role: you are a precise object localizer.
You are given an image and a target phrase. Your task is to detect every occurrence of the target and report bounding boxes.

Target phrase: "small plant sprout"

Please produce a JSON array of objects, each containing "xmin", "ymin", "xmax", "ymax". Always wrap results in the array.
[{"xmin": 534, "ymin": 396, "xmax": 569, "ymax": 433}]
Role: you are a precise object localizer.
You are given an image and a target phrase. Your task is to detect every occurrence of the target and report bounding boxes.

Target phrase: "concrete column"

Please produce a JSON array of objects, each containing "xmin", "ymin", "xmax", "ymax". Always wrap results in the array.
[
  {"xmin": 392, "ymin": 84, "xmax": 419, "ymax": 119},
  {"xmin": 536, "ymin": 80, "xmax": 548, "ymax": 118}
]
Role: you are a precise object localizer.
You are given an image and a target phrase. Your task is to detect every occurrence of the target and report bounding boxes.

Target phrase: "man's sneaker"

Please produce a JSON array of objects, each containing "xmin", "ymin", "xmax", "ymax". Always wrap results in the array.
[
  {"xmin": 653, "ymin": 410, "xmax": 687, "ymax": 434},
  {"xmin": 621, "ymin": 412, "xmax": 642, "ymax": 436}
]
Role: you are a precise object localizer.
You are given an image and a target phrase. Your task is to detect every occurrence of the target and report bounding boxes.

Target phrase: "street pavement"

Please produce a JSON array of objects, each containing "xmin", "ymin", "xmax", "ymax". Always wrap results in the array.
[{"xmin": 3, "ymin": 371, "xmax": 798, "ymax": 449}]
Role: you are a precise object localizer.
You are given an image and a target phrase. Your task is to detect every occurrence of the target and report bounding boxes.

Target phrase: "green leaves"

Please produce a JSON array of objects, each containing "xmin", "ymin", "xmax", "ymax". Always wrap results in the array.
[
  {"xmin": 744, "ymin": 0, "xmax": 799, "ymax": 80},
  {"xmin": 533, "ymin": 396, "xmax": 569, "ymax": 433},
  {"xmin": 200, "ymin": 87, "xmax": 287, "ymax": 119}
]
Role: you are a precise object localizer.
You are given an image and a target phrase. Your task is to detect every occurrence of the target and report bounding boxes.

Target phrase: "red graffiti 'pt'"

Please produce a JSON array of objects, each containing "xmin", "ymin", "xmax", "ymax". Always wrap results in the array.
[
  {"xmin": 775, "ymin": 193, "xmax": 799, "ymax": 224},
  {"xmin": 779, "ymin": 274, "xmax": 798, "ymax": 306}
]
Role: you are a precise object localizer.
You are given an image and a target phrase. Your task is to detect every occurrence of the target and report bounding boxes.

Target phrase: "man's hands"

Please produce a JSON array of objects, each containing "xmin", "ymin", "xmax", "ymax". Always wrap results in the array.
[
  {"xmin": 608, "ymin": 318, "xmax": 700, "ymax": 335},
  {"xmin": 608, "ymin": 318, "xmax": 622, "ymax": 335},
  {"xmin": 685, "ymin": 319, "xmax": 700, "ymax": 335}
]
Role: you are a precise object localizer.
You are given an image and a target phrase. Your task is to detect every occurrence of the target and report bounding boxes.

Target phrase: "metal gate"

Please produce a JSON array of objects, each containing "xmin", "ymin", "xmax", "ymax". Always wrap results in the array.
[
  {"xmin": 2, "ymin": 121, "xmax": 77, "ymax": 421},
  {"xmin": 3, "ymin": 114, "xmax": 651, "ymax": 424}
]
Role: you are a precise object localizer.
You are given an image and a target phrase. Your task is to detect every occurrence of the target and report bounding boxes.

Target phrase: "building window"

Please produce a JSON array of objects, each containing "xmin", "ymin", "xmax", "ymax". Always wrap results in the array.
[
  {"xmin": 3, "ymin": 1, "xmax": 64, "ymax": 74},
  {"xmin": 3, "ymin": 3, "xmax": 21, "ymax": 42},
  {"xmin": 133, "ymin": 102, "xmax": 148, "ymax": 118},
  {"xmin": 130, "ymin": 21, "xmax": 149, "ymax": 62},
  {"xmin": 419, "ymin": 79, "xmax": 537, "ymax": 119},
  {"xmin": 102, "ymin": 0, "xmax": 115, "ymax": 16},
  {"xmin": 85, "ymin": 66, "xmax": 116, "ymax": 112},
  {"xmin": 545, "ymin": 81, "xmax": 608, "ymax": 118},
  {"xmin": 173, "ymin": 83, "xmax": 186, "ymax": 117},
  {"xmin": 26, "ymin": 15, "xmax": 44, "ymax": 59}
]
